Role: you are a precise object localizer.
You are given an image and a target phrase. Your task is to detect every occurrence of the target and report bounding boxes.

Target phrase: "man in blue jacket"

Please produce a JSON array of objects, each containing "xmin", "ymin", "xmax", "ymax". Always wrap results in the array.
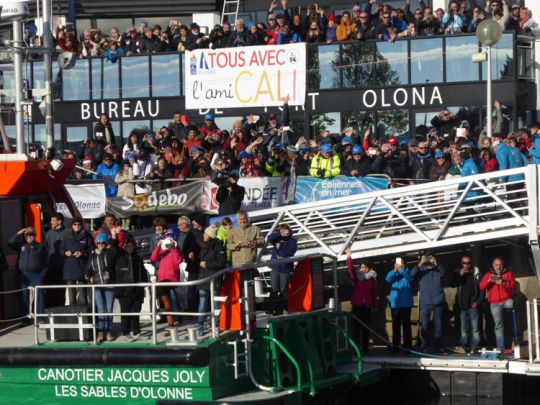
[
  {"xmin": 527, "ymin": 123, "xmax": 540, "ymax": 165},
  {"xmin": 267, "ymin": 223, "xmax": 297, "ymax": 315},
  {"xmin": 411, "ymin": 253, "xmax": 446, "ymax": 353},
  {"xmin": 93, "ymin": 153, "xmax": 120, "ymax": 197},
  {"xmin": 386, "ymin": 257, "xmax": 413, "ymax": 352}
]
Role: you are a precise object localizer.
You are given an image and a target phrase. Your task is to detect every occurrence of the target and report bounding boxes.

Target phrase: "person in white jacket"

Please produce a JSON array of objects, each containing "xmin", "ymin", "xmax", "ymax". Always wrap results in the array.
[{"xmin": 132, "ymin": 151, "xmax": 154, "ymax": 194}]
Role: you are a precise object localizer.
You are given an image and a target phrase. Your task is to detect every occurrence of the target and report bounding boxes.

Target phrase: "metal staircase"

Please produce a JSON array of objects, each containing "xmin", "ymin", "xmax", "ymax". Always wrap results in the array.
[
  {"xmin": 221, "ymin": 0, "xmax": 240, "ymax": 24},
  {"xmin": 250, "ymin": 165, "xmax": 540, "ymax": 280}
]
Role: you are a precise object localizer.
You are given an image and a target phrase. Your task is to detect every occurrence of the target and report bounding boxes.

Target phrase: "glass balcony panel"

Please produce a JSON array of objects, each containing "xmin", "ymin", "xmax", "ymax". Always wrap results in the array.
[
  {"xmin": 121, "ymin": 55, "xmax": 150, "ymax": 98},
  {"xmin": 342, "ymin": 42, "xmax": 376, "ymax": 88},
  {"xmin": 410, "ymin": 37, "xmax": 443, "ymax": 84},
  {"xmin": 63, "ymin": 58, "xmax": 90, "ymax": 100},
  {"xmin": 152, "ymin": 54, "xmax": 180, "ymax": 97},
  {"xmin": 446, "ymin": 36, "xmax": 479, "ymax": 82},
  {"xmin": 372, "ymin": 40, "xmax": 408, "ymax": 86}
]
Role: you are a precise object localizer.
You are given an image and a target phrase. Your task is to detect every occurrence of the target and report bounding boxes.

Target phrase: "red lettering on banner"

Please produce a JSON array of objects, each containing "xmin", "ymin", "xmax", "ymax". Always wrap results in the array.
[
  {"xmin": 276, "ymin": 49, "xmax": 286, "ymax": 65},
  {"xmin": 249, "ymin": 52, "xmax": 259, "ymax": 66},
  {"xmin": 217, "ymin": 52, "xmax": 228, "ymax": 68},
  {"xmin": 207, "ymin": 52, "xmax": 216, "ymax": 68}
]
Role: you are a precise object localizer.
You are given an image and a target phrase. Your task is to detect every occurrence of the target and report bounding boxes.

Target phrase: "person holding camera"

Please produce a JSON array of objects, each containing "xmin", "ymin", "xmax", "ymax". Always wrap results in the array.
[
  {"xmin": 267, "ymin": 224, "xmax": 297, "ymax": 315},
  {"xmin": 216, "ymin": 170, "xmax": 246, "ymax": 216},
  {"xmin": 309, "ymin": 143, "xmax": 341, "ymax": 178},
  {"xmin": 386, "ymin": 257, "xmax": 413, "ymax": 353},
  {"xmin": 411, "ymin": 253, "xmax": 446, "ymax": 353},
  {"xmin": 480, "ymin": 257, "xmax": 516, "ymax": 354}
]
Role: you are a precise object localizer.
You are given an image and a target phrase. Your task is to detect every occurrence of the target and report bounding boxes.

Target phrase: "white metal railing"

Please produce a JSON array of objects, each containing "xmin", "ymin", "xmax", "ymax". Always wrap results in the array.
[
  {"xmin": 30, "ymin": 254, "xmax": 338, "ymax": 345},
  {"xmin": 526, "ymin": 299, "xmax": 540, "ymax": 364},
  {"xmin": 250, "ymin": 165, "xmax": 535, "ymax": 260}
]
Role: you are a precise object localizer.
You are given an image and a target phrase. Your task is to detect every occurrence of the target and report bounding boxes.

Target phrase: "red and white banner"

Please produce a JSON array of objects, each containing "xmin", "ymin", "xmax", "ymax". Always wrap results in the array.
[{"xmin": 185, "ymin": 43, "xmax": 306, "ymax": 110}]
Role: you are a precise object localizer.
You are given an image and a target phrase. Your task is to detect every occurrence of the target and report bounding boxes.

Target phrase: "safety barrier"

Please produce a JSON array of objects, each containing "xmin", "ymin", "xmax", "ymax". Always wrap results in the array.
[{"xmin": 28, "ymin": 253, "xmax": 339, "ymax": 346}]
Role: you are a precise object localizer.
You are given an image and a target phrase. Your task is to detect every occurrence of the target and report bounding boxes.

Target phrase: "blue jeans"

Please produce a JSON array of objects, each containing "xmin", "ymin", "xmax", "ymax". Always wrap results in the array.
[
  {"xmin": 198, "ymin": 290, "xmax": 209, "ymax": 328},
  {"xmin": 490, "ymin": 298, "xmax": 514, "ymax": 350},
  {"xmin": 95, "ymin": 288, "xmax": 115, "ymax": 332},
  {"xmin": 420, "ymin": 303, "xmax": 443, "ymax": 349},
  {"xmin": 271, "ymin": 271, "xmax": 291, "ymax": 296},
  {"xmin": 21, "ymin": 271, "xmax": 45, "ymax": 316},
  {"xmin": 460, "ymin": 307, "xmax": 480, "ymax": 350}
]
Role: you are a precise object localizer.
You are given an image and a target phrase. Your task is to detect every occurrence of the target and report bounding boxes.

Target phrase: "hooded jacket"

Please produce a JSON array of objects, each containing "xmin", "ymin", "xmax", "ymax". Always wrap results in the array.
[
  {"xmin": 60, "ymin": 229, "xmax": 94, "ymax": 281},
  {"xmin": 85, "ymin": 245, "xmax": 116, "ymax": 285},
  {"xmin": 267, "ymin": 230, "xmax": 298, "ymax": 273},
  {"xmin": 347, "ymin": 257, "xmax": 378, "ymax": 308},
  {"xmin": 386, "ymin": 267, "xmax": 413, "ymax": 309},
  {"xmin": 480, "ymin": 267, "xmax": 515, "ymax": 304},
  {"xmin": 199, "ymin": 238, "xmax": 227, "ymax": 290},
  {"xmin": 114, "ymin": 248, "xmax": 148, "ymax": 300},
  {"xmin": 93, "ymin": 162, "xmax": 120, "ymax": 197},
  {"xmin": 150, "ymin": 245, "xmax": 182, "ymax": 282}
]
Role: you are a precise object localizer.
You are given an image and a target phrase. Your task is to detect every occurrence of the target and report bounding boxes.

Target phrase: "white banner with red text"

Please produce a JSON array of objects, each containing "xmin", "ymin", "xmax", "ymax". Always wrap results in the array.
[{"xmin": 185, "ymin": 43, "xmax": 306, "ymax": 110}]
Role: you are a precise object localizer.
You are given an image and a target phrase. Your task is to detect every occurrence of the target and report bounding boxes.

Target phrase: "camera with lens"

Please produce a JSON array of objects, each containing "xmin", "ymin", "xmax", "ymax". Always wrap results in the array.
[
  {"xmin": 215, "ymin": 169, "xmax": 230, "ymax": 186},
  {"xmin": 317, "ymin": 168, "xmax": 325, "ymax": 177}
]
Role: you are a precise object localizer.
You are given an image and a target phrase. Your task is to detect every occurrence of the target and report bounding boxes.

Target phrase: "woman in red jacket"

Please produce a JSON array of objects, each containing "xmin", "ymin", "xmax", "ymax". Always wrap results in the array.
[
  {"xmin": 346, "ymin": 248, "xmax": 378, "ymax": 353},
  {"xmin": 150, "ymin": 238, "xmax": 183, "ymax": 336},
  {"xmin": 479, "ymin": 257, "xmax": 515, "ymax": 353}
]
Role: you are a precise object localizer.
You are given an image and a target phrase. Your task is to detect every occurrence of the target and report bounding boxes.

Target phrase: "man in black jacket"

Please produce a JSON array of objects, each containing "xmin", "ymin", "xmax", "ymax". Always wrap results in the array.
[
  {"xmin": 176, "ymin": 216, "xmax": 201, "ymax": 312},
  {"xmin": 115, "ymin": 235, "xmax": 148, "ymax": 341},
  {"xmin": 60, "ymin": 218, "xmax": 94, "ymax": 305},
  {"xmin": 216, "ymin": 170, "xmax": 245, "ymax": 216},
  {"xmin": 8, "ymin": 227, "xmax": 48, "ymax": 318},
  {"xmin": 451, "ymin": 255, "xmax": 482, "ymax": 354}
]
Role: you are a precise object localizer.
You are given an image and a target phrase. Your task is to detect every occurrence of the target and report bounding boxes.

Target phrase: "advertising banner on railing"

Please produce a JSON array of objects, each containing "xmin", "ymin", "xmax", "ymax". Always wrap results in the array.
[
  {"xmin": 239, "ymin": 177, "xmax": 287, "ymax": 211},
  {"xmin": 106, "ymin": 181, "xmax": 207, "ymax": 218},
  {"xmin": 57, "ymin": 183, "xmax": 107, "ymax": 219},
  {"xmin": 185, "ymin": 43, "xmax": 306, "ymax": 110},
  {"xmin": 203, "ymin": 177, "xmax": 287, "ymax": 215},
  {"xmin": 294, "ymin": 176, "xmax": 389, "ymax": 204}
]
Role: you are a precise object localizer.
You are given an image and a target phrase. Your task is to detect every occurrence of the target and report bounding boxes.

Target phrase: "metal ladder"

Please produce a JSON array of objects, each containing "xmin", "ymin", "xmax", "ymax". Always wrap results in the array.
[{"xmin": 221, "ymin": 0, "xmax": 240, "ymax": 24}]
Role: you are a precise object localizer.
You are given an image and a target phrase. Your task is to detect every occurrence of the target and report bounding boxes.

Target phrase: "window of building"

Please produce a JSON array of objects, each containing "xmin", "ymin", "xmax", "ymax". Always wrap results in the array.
[
  {"xmin": 410, "ymin": 37, "xmax": 443, "ymax": 85},
  {"xmin": 152, "ymin": 54, "xmax": 180, "ymax": 97},
  {"xmin": 121, "ymin": 55, "xmax": 150, "ymax": 98}
]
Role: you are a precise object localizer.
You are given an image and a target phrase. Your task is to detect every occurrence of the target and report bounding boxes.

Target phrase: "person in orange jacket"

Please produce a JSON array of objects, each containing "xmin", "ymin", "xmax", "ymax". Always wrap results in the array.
[
  {"xmin": 336, "ymin": 11, "xmax": 355, "ymax": 41},
  {"xmin": 479, "ymin": 257, "xmax": 516, "ymax": 353}
]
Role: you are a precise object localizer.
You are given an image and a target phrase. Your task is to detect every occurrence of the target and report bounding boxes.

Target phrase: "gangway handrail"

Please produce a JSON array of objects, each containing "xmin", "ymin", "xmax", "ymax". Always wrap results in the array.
[
  {"xmin": 249, "ymin": 166, "xmax": 531, "ymax": 218},
  {"xmin": 326, "ymin": 319, "xmax": 362, "ymax": 380}
]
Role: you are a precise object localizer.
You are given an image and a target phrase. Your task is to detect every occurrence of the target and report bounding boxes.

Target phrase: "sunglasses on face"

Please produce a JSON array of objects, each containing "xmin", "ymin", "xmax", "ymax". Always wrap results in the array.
[{"xmin": 462, "ymin": 261, "xmax": 471, "ymax": 264}]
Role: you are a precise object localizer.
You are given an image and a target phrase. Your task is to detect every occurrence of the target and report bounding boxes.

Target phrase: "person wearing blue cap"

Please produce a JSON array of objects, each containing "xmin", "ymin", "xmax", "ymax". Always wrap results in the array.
[
  {"xmin": 86, "ymin": 229, "xmax": 117, "ymax": 343},
  {"xmin": 428, "ymin": 150, "xmax": 451, "ymax": 181},
  {"xmin": 341, "ymin": 145, "xmax": 370, "ymax": 177},
  {"xmin": 309, "ymin": 143, "xmax": 341, "ymax": 178},
  {"xmin": 200, "ymin": 113, "xmax": 219, "ymax": 137}
]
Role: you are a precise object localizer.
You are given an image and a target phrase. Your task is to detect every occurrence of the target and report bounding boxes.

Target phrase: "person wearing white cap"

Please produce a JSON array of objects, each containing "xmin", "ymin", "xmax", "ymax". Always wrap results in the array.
[{"xmin": 197, "ymin": 226, "xmax": 227, "ymax": 336}]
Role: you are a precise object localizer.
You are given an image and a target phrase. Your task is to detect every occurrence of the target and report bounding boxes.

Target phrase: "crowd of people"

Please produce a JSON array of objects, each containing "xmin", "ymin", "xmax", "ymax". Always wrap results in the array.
[
  {"xmin": 42, "ymin": 0, "xmax": 539, "ymax": 60},
  {"xmin": 69, "ymin": 98, "xmax": 538, "ymax": 219},
  {"xmin": 7, "ymin": 207, "xmax": 518, "ymax": 355}
]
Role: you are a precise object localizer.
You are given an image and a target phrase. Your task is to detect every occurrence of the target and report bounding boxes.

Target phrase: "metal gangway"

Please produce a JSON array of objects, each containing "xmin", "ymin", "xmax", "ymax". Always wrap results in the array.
[{"xmin": 249, "ymin": 165, "xmax": 540, "ymax": 281}]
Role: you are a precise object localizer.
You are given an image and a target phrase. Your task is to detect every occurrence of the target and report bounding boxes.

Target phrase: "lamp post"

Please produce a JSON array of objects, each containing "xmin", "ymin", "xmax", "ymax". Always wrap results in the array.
[{"xmin": 476, "ymin": 19, "xmax": 503, "ymax": 138}]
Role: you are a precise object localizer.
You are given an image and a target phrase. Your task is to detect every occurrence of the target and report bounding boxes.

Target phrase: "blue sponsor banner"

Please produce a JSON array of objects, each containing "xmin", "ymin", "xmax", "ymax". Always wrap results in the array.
[{"xmin": 294, "ymin": 176, "xmax": 388, "ymax": 204}]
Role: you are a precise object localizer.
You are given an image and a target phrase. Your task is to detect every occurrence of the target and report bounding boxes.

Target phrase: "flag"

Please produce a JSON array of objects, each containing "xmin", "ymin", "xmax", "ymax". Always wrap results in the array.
[{"xmin": 67, "ymin": 0, "xmax": 77, "ymax": 32}]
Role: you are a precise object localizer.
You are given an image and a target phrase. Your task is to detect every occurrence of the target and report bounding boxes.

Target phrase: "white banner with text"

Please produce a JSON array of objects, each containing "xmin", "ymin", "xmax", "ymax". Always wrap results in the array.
[{"xmin": 185, "ymin": 43, "xmax": 306, "ymax": 110}]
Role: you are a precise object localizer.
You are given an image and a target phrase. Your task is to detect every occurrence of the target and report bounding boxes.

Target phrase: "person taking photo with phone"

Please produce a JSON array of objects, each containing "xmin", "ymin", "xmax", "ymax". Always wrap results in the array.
[{"xmin": 386, "ymin": 256, "xmax": 413, "ymax": 353}]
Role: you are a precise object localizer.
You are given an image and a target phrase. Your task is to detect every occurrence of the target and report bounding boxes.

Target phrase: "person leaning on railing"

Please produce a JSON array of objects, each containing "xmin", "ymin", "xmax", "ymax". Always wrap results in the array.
[{"xmin": 85, "ymin": 231, "xmax": 117, "ymax": 344}]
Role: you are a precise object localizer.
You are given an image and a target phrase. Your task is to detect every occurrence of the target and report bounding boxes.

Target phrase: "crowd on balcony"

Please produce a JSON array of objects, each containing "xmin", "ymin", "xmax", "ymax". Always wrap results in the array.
[
  {"xmin": 68, "ymin": 97, "xmax": 538, "ymax": 206},
  {"xmin": 49, "ymin": 0, "xmax": 539, "ymax": 60}
]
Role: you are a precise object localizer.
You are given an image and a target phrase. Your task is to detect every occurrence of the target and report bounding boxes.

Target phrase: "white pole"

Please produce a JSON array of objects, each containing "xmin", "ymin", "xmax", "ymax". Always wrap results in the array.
[
  {"xmin": 486, "ymin": 45, "xmax": 493, "ymax": 138},
  {"xmin": 42, "ymin": 0, "xmax": 54, "ymax": 149},
  {"xmin": 13, "ymin": 20, "xmax": 25, "ymax": 154}
]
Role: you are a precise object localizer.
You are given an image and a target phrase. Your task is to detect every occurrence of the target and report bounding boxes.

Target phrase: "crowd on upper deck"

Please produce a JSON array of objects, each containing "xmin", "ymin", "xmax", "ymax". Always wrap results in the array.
[{"xmin": 41, "ymin": 0, "xmax": 539, "ymax": 60}]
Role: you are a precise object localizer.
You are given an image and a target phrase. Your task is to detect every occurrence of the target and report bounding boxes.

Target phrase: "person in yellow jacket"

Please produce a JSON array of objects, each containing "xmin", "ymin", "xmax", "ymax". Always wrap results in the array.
[
  {"xmin": 336, "ymin": 11, "xmax": 356, "ymax": 41},
  {"xmin": 309, "ymin": 143, "xmax": 341, "ymax": 178}
]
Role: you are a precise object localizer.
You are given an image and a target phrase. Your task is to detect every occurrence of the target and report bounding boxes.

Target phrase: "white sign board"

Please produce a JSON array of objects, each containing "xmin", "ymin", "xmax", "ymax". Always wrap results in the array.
[
  {"xmin": 237, "ymin": 177, "xmax": 286, "ymax": 212},
  {"xmin": 185, "ymin": 43, "xmax": 306, "ymax": 110},
  {"xmin": 62, "ymin": 183, "xmax": 107, "ymax": 219}
]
